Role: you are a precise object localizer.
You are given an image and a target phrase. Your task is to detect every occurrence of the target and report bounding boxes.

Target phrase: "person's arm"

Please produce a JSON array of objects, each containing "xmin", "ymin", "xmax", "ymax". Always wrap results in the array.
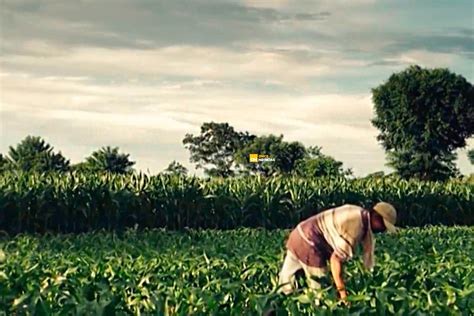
[{"xmin": 330, "ymin": 252, "xmax": 348, "ymax": 300}]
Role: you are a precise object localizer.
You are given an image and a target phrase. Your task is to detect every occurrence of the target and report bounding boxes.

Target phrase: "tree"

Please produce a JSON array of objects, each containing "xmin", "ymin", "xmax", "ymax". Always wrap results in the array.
[
  {"xmin": 235, "ymin": 134, "xmax": 306, "ymax": 176},
  {"xmin": 0, "ymin": 154, "xmax": 10, "ymax": 172},
  {"xmin": 364, "ymin": 171, "xmax": 386, "ymax": 179},
  {"xmin": 469, "ymin": 149, "xmax": 474, "ymax": 165},
  {"xmin": 294, "ymin": 146, "xmax": 351, "ymax": 178},
  {"xmin": 162, "ymin": 161, "xmax": 188, "ymax": 176},
  {"xmin": 183, "ymin": 122, "xmax": 255, "ymax": 177},
  {"xmin": 372, "ymin": 65, "xmax": 474, "ymax": 181},
  {"xmin": 7, "ymin": 135, "xmax": 70, "ymax": 172},
  {"xmin": 83, "ymin": 146, "xmax": 135, "ymax": 174}
]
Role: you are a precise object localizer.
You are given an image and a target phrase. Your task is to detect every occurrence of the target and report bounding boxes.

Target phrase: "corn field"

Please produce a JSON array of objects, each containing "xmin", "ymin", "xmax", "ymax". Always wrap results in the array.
[
  {"xmin": 1, "ymin": 226, "xmax": 473, "ymax": 315},
  {"xmin": 0, "ymin": 172, "xmax": 472, "ymax": 234}
]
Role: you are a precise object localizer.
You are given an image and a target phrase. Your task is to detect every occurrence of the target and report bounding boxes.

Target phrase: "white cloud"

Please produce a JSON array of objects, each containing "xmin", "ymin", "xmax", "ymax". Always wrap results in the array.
[
  {"xmin": 1, "ymin": 44, "xmax": 366, "ymax": 85},
  {"xmin": 242, "ymin": 0, "xmax": 290, "ymax": 9},
  {"xmin": 382, "ymin": 50, "xmax": 457, "ymax": 68},
  {"xmin": 241, "ymin": 0, "xmax": 376, "ymax": 10}
]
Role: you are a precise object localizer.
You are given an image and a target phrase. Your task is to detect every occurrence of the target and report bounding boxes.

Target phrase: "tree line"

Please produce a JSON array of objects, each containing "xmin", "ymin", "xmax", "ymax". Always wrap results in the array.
[
  {"xmin": 0, "ymin": 131, "xmax": 352, "ymax": 178},
  {"xmin": 1, "ymin": 65, "xmax": 473, "ymax": 181}
]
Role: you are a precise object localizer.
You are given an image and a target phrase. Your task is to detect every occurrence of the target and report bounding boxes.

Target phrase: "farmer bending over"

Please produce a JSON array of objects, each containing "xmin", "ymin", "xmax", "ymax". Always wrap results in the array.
[{"xmin": 278, "ymin": 202, "xmax": 398, "ymax": 302}]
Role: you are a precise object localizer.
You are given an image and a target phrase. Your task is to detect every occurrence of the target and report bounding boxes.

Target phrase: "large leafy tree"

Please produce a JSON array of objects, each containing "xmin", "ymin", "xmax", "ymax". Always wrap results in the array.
[
  {"xmin": 183, "ymin": 122, "xmax": 255, "ymax": 177},
  {"xmin": 469, "ymin": 149, "xmax": 474, "ymax": 165},
  {"xmin": 294, "ymin": 146, "xmax": 352, "ymax": 178},
  {"xmin": 235, "ymin": 134, "xmax": 306, "ymax": 177},
  {"xmin": 0, "ymin": 154, "xmax": 10, "ymax": 172},
  {"xmin": 82, "ymin": 146, "xmax": 135, "ymax": 174},
  {"xmin": 7, "ymin": 136, "xmax": 70, "ymax": 172},
  {"xmin": 162, "ymin": 161, "xmax": 188, "ymax": 176},
  {"xmin": 372, "ymin": 65, "xmax": 474, "ymax": 181}
]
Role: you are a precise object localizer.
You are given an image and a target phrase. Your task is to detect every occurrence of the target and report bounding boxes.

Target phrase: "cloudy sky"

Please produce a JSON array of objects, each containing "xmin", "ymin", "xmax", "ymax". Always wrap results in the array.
[{"xmin": 1, "ymin": 0, "xmax": 473, "ymax": 176}]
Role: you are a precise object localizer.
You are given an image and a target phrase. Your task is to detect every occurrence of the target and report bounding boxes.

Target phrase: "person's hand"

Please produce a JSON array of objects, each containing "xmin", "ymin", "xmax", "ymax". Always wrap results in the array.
[
  {"xmin": 338, "ymin": 296, "xmax": 351, "ymax": 307},
  {"xmin": 338, "ymin": 289, "xmax": 351, "ymax": 307}
]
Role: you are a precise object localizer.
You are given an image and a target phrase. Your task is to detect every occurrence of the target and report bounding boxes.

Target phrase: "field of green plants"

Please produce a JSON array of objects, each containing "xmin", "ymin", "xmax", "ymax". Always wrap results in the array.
[
  {"xmin": 0, "ymin": 172, "xmax": 472, "ymax": 234},
  {"xmin": 1, "ymin": 172, "xmax": 473, "ymax": 314},
  {"xmin": 1, "ymin": 226, "xmax": 473, "ymax": 315}
]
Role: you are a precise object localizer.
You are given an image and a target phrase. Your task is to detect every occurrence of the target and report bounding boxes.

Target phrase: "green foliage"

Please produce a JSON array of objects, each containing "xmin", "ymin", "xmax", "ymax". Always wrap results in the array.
[
  {"xmin": 70, "ymin": 162, "xmax": 90, "ymax": 173},
  {"xmin": 364, "ymin": 171, "xmax": 386, "ymax": 179},
  {"xmin": 6, "ymin": 136, "xmax": 70, "ymax": 172},
  {"xmin": 162, "ymin": 161, "xmax": 188, "ymax": 176},
  {"xmin": 372, "ymin": 65, "xmax": 474, "ymax": 181},
  {"xmin": 0, "ymin": 172, "xmax": 472, "ymax": 234},
  {"xmin": 82, "ymin": 146, "xmax": 135, "ymax": 174},
  {"xmin": 468, "ymin": 149, "xmax": 474, "ymax": 165},
  {"xmin": 235, "ymin": 134, "xmax": 306, "ymax": 176},
  {"xmin": 0, "ymin": 154, "xmax": 10, "ymax": 172},
  {"xmin": 1, "ymin": 227, "xmax": 473, "ymax": 314},
  {"xmin": 294, "ymin": 146, "xmax": 351, "ymax": 178},
  {"xmin": 183, "ymin": 122, "xmax": 255, "ymax": 177},
  {"xmin": 466, "ymin": 174, "xmax": 474, "ymax": 184}
]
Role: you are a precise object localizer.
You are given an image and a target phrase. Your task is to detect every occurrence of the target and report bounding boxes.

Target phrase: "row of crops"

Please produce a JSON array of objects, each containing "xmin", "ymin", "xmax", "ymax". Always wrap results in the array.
[
  {"xmin": 0, "ymin": 172, "xmax": 472, "ymax": 233},
  {"xmin": 1, "ymin": 226, "xmax": 472, "ymax": 314}
]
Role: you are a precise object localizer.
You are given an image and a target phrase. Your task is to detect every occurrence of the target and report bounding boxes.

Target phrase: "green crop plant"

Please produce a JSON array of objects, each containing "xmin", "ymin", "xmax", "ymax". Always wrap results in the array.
[
  {"xmin": 0, "ymin": 172, "xmax": 472, "ymax": 233},
  {"xmin": 0, "ymin": 227, "xmax": 472, "ymax": 314}
]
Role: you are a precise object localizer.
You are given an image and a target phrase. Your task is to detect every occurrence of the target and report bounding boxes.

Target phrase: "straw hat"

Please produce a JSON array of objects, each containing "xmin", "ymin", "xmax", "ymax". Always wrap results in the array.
[{"xmin": 373, "ymin": 202, "xmax": 398, "ymax": 233}]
